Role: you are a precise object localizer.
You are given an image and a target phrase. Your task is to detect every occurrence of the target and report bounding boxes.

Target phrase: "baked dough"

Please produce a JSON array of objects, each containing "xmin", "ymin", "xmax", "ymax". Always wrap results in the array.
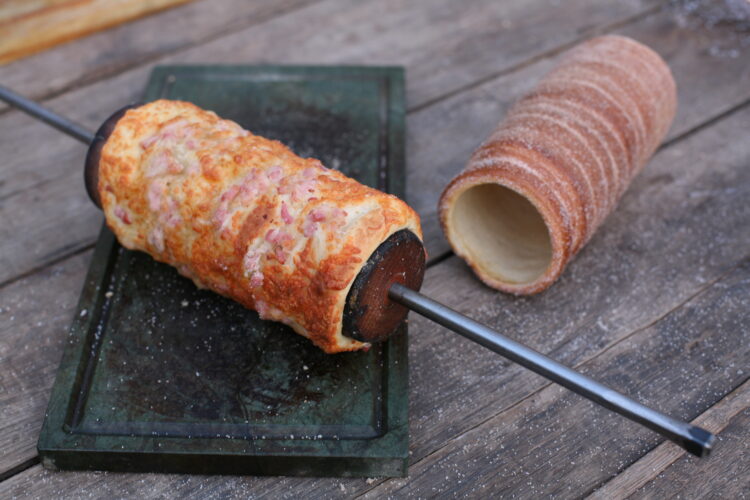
[
  {"xmin": 98, "ymin": 100, "xmax": 422, "ymax": 353},
  {"xmin": 439, "ymin": 35, "xmax": 676, "ymax": 294}
]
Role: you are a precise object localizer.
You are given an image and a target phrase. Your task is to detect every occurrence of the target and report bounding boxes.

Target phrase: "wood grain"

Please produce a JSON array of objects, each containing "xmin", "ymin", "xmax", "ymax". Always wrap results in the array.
[
  {"xmin": 589, "ymin": 379, "xmax": 750, "ymax": 498},
  {"xmin": 0, "ymin": 251, "xmax": 92, "ymax": 475},
  {"xmin": 0, "ymin": 0, "xmax": 750, "ymax": 282},
  {"xmin": 0, "ymin": 0, "xmax": 318, "ymax": 111},
  {"xmin": 3, "ymin": 256, "xmax": 747, "ymax": 497},
  {"xmin": 2, "ymin": 83, "xmax": 749, "ymax": 499},
  {"xmin": 362, "ymin": 260, "xmax": 750, "ymax": 498},
  {"xmin": 1, "ymin": 0, "xmax": 749, "ymax": 495},
  {"xmin": 631, "ymin": 409, "xmax": 750, "ymax": 498},
  {"xmin": 0, "ymin": 0, "xmax": 662, "ymax": 286},
  {"xmin": 0, "ymin": 0, "xmax": 195, "ymax": 64},
  {"xmin": 408, "ymin": 6, "xmax": 750, "ymax": 258},
  {"xmin": 0, "ymin": 0, "xmax": 658, "ymax": 113},
  {"xmin": 397, "ymin": 102, "xmax": 750, "ymax": 466}
]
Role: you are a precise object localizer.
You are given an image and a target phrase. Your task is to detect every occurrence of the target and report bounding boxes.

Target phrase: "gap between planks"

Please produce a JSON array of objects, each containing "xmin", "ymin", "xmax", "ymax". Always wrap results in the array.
[
  {"xmin": 587, "ymin": 376, "xmax": 750, "ymax": 498},
  {"xmin": 0, "ymin": 0, "xmax": 741, "ymax": 488},
  {"xmin": 8, "ymin": 88, "xmax": 750, "ymax": 293},
  {"xmin": 0, "ymin": 0, "xmax": 323, "ymax": 118},
  {"xmin": 408, "ymin": 3, "xmax": 662, "ymax": 115},
  {"xmin": 9, "ymin": 88, "xmax": 749, "ymax": 282},
  {"xmin": 424, "ymin": 90, "xmax": 750, "ymax": 271},
  {"xmin": 661, "ymin": 94, "xmax": 750, "ymax": 150},
  {"xmin": 0, "ymin": 2, "xmax": 663, "ymax": 121},
  {"xmin": 0, "ymin": 0, "xmax": 680, "ymax": 292},
  {"xmin": 0, "ymin": 242, "xmax": 95, "ymax": 291},
  {"xmin": 354, "ymin": 253, "xmax": 750, "ymax": 497},
  {"xmin": 0, "ymin": 457, "xmax": 38, "ymax": 484}
]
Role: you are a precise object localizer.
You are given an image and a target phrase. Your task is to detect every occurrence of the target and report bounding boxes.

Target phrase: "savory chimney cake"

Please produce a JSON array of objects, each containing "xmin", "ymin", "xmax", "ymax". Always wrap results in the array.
[{"xmin": 98, "ymin": 99, "xmax": 422, "ymax": 353}]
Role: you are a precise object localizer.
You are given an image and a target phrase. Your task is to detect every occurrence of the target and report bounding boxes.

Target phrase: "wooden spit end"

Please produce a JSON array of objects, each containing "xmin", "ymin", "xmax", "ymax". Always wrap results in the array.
[
  {"xmin": 343, "ymin": 229, "xmax": 426, "ymax": 343},
  {"xmin": 84, "ymin": 104, "xmax": 139, "ymax": 208}
]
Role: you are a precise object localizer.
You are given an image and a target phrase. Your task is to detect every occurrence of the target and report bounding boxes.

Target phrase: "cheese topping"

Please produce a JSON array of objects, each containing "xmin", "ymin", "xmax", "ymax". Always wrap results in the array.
[{"xmin": 98, "ymin": 100, "xmax": 422, "ymax": 353}]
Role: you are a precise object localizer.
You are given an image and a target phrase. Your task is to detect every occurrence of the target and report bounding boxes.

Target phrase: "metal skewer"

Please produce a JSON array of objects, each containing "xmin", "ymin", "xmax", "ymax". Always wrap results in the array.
[
  {"xmin": 0, "ymin": 85, "xmax": 94, "ymax": 144},
  {"xmin": 0, "ymin": 84, "xmax": 715, "ymax": 457},
  {"xmin": 389, "ymin": 283, "xmax": 714, "ymax": 457}
]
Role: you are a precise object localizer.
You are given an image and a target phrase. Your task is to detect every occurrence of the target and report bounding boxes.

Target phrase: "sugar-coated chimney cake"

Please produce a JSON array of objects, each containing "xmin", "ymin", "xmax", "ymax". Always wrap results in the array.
[{"xmin": 439, "ymin": 35, "xmax": 676, "ymax": 294}]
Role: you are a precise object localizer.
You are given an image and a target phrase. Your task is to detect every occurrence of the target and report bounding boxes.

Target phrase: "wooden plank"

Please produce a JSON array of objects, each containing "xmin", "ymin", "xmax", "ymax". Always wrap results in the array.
[
  {"xmin": 0, "ymin": 251, "xmax": 91, "ymax": 475},
  {"xmin": 0, "ymin": 167, "xmax": 104, "ymax": 288},
  {"xmin": 630, "ymin": 410, "xmax": 750, "ymax": 498},
  {"xmin": 0, "ymin": 0, "xmax": 195, "ymax": 65},
  {"xmin": 589, "ymin": 379, "xmax": 750, "ymax": 498},
  {"xmin": 0, "ymin": 462, "xmax": 368, "ymax": 499},
  {"xmin": 0, "ymin": 462, "xmax": 390, "ymax": 498},
  {"xmin": 1, "ymin": 0, "xmax": 749, "ymax": 477},
  {"xmin": 1, "ymin": 1, "xmax": 749, "ymax": 494},
  {"xmin": 0, "ymin": 0, "xmax": 658, "ymax": 113},
  {"xmin": 409, "ymin": 5, "xmax": 750, "ymax": 258},
  {"xmin": 396, "ymin": 101, "xmax": 750, "ymax": 466},
  {"xmin": 361, "ymin": 260, "xmax": 750, "ymax": 498},
  {"xmin": 2, "ymin": 89, "xmax": 749, "ymax": 499},
  {"xmin": 3, "ymin": 255, "xmax": 747, "ymax": 496},
  {"xmin": 0, "ymin": 0, "xmax": 317, "ymax": 105},
  {"xmin": 0, "ymin": 249, "xmax": 394, "ymax": 499},
  {"xmin": 158, "ymin": 0, "xmax": 659, "ymax": 111},
  {"xmin": 0, "ymin": 3, "xmax": 657, "ymax": 485},
  {"xmin": 0, "ymin": 0, "xmax": 661, "ymax": 285}
]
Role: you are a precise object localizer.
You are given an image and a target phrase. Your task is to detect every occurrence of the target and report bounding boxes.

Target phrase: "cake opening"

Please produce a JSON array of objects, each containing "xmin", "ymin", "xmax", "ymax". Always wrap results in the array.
[{"xmin": 452, "ymin": 183, "xmax": 552, "ymax": 285}]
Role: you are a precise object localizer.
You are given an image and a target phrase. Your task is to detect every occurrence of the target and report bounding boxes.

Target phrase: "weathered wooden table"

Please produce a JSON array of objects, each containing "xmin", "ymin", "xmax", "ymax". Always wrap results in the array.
[{"xmin": 1, "ymin": 0, "xmax": 749, "ymax": 497}]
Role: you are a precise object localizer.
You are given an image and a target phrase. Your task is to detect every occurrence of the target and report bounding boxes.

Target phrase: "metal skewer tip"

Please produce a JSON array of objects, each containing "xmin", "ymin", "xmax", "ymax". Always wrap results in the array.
[{"xmin": 388, "ymin": 283, "xmax": 715, "ymax": 458}]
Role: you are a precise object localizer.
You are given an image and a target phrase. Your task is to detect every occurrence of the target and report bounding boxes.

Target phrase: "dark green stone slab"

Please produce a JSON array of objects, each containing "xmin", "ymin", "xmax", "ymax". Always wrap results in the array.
[{"xmin": 37, "ymin": 66, "xmax": 409, "ymax": 477}]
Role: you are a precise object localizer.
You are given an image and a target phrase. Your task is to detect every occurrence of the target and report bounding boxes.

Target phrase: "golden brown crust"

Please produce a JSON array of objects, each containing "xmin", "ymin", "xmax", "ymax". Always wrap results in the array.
[
  {"xmin": 439, "ymin": 35, "xmax": 676, "ymax": 294},
  {"xmin": 99, "ymin": 100, "xmax": 422, "ymax": 353}
]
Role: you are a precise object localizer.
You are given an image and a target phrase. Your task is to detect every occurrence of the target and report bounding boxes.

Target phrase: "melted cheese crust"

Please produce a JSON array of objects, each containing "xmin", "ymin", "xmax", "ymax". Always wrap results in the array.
[{"xmin": 99, "ymin": 100, "xmax": 422, "ymax": 353}]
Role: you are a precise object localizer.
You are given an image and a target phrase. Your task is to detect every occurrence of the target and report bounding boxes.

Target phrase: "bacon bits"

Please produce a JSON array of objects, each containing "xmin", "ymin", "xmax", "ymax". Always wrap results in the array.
[{"xmin": 97, "ymin": 100, "xmax": 422, "ymax": 353}]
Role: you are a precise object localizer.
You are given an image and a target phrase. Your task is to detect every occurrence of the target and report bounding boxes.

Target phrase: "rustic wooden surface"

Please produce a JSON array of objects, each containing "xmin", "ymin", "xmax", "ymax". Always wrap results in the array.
[
  {"xmin": 1, "ymin": 0, "xmax": 749, "ymax": 497},
  {"xmin": 0, "ymin": 0, "xmax": 195, "ymax": 65}
]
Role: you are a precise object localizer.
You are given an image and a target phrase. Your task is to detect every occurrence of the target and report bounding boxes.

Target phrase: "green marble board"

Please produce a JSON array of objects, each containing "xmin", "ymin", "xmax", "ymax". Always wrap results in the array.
[{"xmin": 37, "ymin": 65, "xmax": 409, "ymax": 477}]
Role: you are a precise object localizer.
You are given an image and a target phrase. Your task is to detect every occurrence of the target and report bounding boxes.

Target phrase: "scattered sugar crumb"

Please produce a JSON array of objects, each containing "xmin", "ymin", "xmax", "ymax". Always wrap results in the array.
[
  {"xmin": 181, "ymin": 300, "xmax": 189, "ymax": 307},
  {"xmin": 80, "ymin": 309, "xmax": 87, "ymax": 317}
]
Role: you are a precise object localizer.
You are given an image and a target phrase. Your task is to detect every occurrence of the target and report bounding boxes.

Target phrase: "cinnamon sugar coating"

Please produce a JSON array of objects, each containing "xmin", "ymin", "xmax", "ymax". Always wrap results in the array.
[{"xmin": 439, "ymin": 35, "xmax": 676, "ymax": 294}]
